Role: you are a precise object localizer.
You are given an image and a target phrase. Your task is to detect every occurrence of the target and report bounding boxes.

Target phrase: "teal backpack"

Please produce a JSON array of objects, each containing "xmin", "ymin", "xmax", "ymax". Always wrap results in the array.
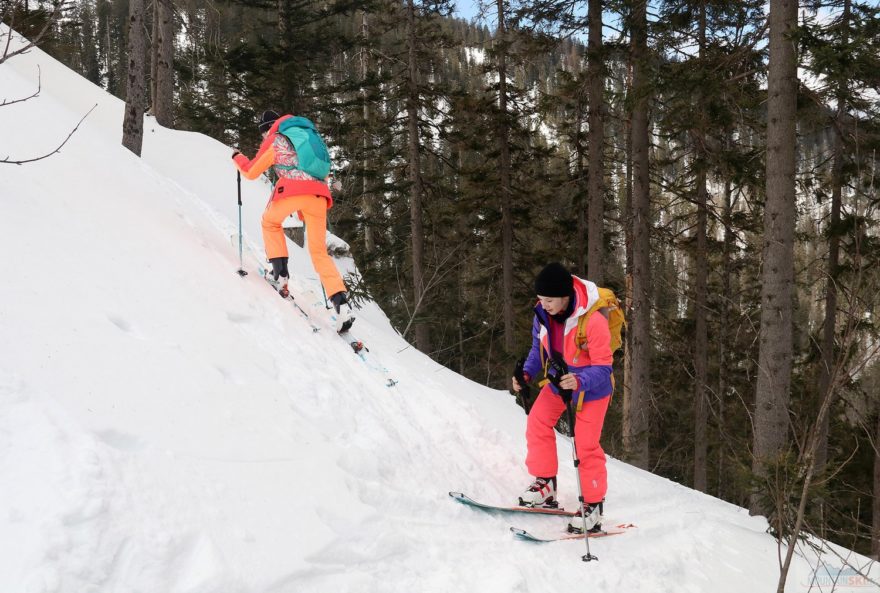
[{"xmin": 276, "ymin": 116, "xmax": 332, "ymax": 180}]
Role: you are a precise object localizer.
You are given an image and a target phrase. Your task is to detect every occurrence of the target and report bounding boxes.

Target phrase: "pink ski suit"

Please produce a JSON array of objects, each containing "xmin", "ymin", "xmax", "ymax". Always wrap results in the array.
[{"xmin": 522, "ymin": 276, "xmax": 614, "ymax": 504}]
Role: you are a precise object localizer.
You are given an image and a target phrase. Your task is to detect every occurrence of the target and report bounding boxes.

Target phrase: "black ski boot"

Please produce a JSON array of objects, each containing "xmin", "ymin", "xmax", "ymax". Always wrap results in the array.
[
  {"xmin": 330, "ymin": 291, "xmax": 354, "ymax": 333},
  {"xmin": 269, "ymin": 257, "xmax": 290, "ymax": 298}
]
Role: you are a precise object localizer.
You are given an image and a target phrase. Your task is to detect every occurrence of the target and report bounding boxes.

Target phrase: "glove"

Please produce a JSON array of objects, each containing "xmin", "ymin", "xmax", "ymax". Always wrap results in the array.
[
  {"xmin": 513, "ymin": 358, "xmax": 533, "ymax": 415},
  {"xmin": 231, "ymin": 149, "xmax": 241, "ymax": 159}
]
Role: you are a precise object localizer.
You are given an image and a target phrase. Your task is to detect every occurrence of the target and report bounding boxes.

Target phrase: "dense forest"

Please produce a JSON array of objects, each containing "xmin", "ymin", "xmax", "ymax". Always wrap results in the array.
[{"xmin": 3, "ymin": 0, "xmax": 880, "ymax": 567}]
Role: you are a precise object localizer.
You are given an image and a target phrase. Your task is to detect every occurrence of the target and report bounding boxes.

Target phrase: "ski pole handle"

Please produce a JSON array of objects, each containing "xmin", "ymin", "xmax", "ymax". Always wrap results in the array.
[
  {"xmin": 513, "ymin": 358, "xmax": 533, "ymax": 415},
  {"xmin": 547, "ymin": 355, "xmax": 573, "ymax": 405},
  {"xmin": 237, "ymin": 170, "xmax": 242, "ymax": 206}
]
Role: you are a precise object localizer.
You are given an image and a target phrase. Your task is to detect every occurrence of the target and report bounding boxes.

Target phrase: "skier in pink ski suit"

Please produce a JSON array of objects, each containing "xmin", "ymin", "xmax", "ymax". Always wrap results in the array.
[{"xmin": 511, "ymin": 262, "xmax": 614, "ymax": 533}]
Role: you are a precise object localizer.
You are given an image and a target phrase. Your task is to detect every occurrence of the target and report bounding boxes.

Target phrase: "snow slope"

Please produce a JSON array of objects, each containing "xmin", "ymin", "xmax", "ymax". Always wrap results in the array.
[{"xmin": 1, "ymin": 24, "xmax": 878, "ymax": 593}]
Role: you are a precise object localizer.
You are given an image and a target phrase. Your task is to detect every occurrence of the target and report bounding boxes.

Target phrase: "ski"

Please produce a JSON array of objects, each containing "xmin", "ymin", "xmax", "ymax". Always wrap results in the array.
[
  {"xmin": 510, "ymin": 523, "xmax": 636, "ymax": 543},
  {"xmin": 262, "ymin": 271, "xmax": 321, "ymax": 333},
  {"xmin": 340, "ymin": 328, "xmax": 398, "ymax": 387},
  {"xmin": 449, "ymin": 491, "xmax": 577, "ymax": 517}
]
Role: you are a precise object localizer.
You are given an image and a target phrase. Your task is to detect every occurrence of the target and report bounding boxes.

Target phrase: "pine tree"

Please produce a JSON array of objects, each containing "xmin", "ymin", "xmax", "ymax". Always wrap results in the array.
[
  {"xmin": 585, "ymin": 0, "xmax": 604, "ymax": 284},
  {"xmin": 625, "ymin": 0, "xmax": 651, "ymax": 469},
  {"xmin": 153, "ymin": 0, "xmax": 173, "ymax": 126},
  {"xmin": 751, "ymin": 0, "xmax": 798, "ymax": 517},
  {"xmin": 122, "ymin": 0, "xmax": 146, "ymax": 155}
]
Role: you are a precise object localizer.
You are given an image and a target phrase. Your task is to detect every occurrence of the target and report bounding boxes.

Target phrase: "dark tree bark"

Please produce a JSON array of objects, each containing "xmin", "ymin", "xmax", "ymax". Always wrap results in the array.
[
  {"xmin": 122, "ymin": 0, "xmax": 146, "ymax": 156},
  {"xmin": 496, "ymin": 0, "xmax": 514, "ymax": 353},
  {"xmin": 717, "ymin": 178, "xmax": 733, "ymax": 498},
  {"xmin": 623, "ymin": 64, "xmax": 634, "ymax": 459},
  {"xmin": 873, "ymin": 411, "xmax": 880, "ymax": 560},
  {"xmin": 586, "ymin": 0, "xmax": 604, "ymax": 284},
  {"xmin": 693, "ymin": 0, "xmax": 709, "ymax": 494},
  {"xmin": 575, "ymin": 107, "xmax": 587, "ymax": 276},
  {"xmin": 150, "ymin": 0, "xmax": 158, "ymax": 107},
  {"xmin": 625, "ymin": 0, "xmax": 651, "ymax": 469},
  {"xmin": 815, "ymin": 0, "xmax": 849, "ymax": 477},
  {"xmin": 750, "ymin": 0, "xmax": 798, "ymax": 517},
  {"xmin": 693, "ymin": 168, "xmax": 709, "ymax": 491},
  {"xmin": 360, "ymin": 11, "xmax": 375, "ymax": 254},
  {"xmin": 406, "ymin": 0, "xmax": 430, "ymax": 353},
  {"xmin": 153, "ymin": 0, "xmax": 173, "ymax": 126}
]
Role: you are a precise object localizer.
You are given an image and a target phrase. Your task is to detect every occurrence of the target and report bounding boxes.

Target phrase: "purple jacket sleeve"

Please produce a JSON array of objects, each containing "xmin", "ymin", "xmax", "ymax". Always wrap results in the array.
[
  {"xmin": 522, "ymin": 316, "xmax": 543, "ymax": 381},
  {"xmin": 572, "ymin": 365, "xmax": 613, "ymax": 401}
]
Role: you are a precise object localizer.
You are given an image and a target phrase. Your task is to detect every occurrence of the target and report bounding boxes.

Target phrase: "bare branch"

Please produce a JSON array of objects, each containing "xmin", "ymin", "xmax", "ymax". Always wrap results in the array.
[
  {"xmin": 1, "ymin": 103, "xmax": 96, "ymax": 165},
  {"xmin": 0, "ymin": 65, "xmax": 40, "ymax": 106},
  {"xmin": 0, "ymin": 2, "xmax": 67, "ymax": 66}
]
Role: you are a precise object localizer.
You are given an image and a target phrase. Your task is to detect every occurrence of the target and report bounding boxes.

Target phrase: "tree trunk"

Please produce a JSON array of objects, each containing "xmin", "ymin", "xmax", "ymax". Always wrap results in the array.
[
  {"xmin": 693, "ymin": 0, "xmax": 709, "ymax": 494},
  {"xmin": 104, "ymin": 11, "xmax": 115, "ymax": 93},
  {"xmin": 815, "ymin": 0, "xmax": 849, "ymax": 476},
  {"xmin": 361, "ymin": 11, "xmax": 375, "ymax": 254},
  {"xmin": 406, "ymin": 0, "xmax": 430, "ymax": 353},
  {"xmin": 750, "ymin": 0, "xmax": 798, "ymax": 517},
  {"xmin": 693, "ymin": 168, "xmax": 709, "ymax": 491},
  {"xmin": 623, "ymin": 65, "xmax": 634, "ymax": 465},
  {"xmin": 586, "ymin": 0, "xmax": 604, "ymax": 284},
  {"xmin": 717, "ymin": 179, "xmax": 733, "ymax": 498},
  {"xmin": 625, "ymin": 0, "xmax": 650, "ymax": 469},
  {"xmin": 576, "ymin": 107, "xmax": 586, "ymax": 276},
  {"xmin": 496, "ymin": 0, "xmax": 514, "ymax": 353},
  {"xmin": 154, "ymin": 0, "xmax": 173, "ymax": 127},
  {"xmin": 122, "ymin": 0, "xmax": 146, "ymax": 156},
  {"xmin": 150, "ymin": 0, "xmax": 158, "ymax": 107},
  {"xmin": 873, "ymin": 411, "xmax": 880, "ymax": 560}
]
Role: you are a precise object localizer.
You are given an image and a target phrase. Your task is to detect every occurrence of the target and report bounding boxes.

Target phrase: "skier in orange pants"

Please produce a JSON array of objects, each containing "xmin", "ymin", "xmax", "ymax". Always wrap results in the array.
[{"xmin": 232, "ymin": 110, "xmax": 352, "ymax": 328}]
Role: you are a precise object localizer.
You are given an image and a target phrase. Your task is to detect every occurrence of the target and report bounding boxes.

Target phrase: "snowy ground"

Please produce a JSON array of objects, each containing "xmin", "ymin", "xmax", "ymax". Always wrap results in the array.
[{"xmin": 1, "ymin": 24, "xmax": 878, "ymax": 593}]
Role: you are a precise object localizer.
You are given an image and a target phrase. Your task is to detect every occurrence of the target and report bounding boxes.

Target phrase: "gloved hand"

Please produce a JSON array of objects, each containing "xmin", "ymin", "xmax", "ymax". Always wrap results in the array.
[
  {"xmin": 547, "ymin": 355, "xmax": 575, "ymax": 404},
  {"xmin": 231, "ymin": 149, "xmax": 241, "ymax": 159},
  {"xmin": 512, "ymin": 357, "xmax": 534, "ymax": 415}
]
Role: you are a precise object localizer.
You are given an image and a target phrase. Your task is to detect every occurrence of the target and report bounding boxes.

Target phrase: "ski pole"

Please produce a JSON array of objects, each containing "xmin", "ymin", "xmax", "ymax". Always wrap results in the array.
[
  {"xmin": 549, "ymin": 356, "xmax": 598, "ymax": 563},
  {"xmin": 236, "ymin": 171, "xmax": 247, "ymax": 277}
]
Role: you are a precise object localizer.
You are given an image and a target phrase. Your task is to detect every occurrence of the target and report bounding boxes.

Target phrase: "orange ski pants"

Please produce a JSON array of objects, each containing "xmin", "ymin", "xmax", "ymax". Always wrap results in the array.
[
  {"xmin": 525, "ymin": 385, "xmax": 610, "ymax": 503},
  {"xmin": 262, "ymin": 195, "xmax": 346, "ymax": 297}
]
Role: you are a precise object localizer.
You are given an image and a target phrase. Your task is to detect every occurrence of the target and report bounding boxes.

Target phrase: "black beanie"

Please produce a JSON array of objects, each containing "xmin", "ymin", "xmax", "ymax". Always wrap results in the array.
[
  {"xmin": 258, "ymin": 110, "xmax": 280, "ymax": 133},
  {"xmin": 534, "ymin": 262, "xmax": 573, "ymax": 297}
]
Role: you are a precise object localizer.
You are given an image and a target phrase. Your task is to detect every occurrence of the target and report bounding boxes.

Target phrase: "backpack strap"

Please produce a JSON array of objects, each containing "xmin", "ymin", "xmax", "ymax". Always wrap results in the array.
[
  {"xmin": 575, "ymin": 299, "xmax": 605, "ymax": 351},
  {"xmin": 573, "ymin": 299, "xmax": 612, "ymax": 413}
]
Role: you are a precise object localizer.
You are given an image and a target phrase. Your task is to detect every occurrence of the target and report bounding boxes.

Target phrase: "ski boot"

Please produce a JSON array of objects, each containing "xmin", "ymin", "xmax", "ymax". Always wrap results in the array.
[
  {"xmin": 269, "ymin": 257, "xmax": 290, "ymax": 298},
  {"xmin": 330, "ymin": 291, "xmax": 355, "ymax": 333},
  {"xmin": 567, "ymin": 500, "xmax": 604, "ymax": 534},
  {"xmin": 518, "ymin": 477, "xmax": 558, "ymax": 509}
]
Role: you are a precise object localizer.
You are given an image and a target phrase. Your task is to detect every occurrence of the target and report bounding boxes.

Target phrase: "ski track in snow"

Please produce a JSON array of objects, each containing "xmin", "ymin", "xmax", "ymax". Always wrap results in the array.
[{"xmin": 1, "ymin": 23, "xmax": 879, "ymax": 593}]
